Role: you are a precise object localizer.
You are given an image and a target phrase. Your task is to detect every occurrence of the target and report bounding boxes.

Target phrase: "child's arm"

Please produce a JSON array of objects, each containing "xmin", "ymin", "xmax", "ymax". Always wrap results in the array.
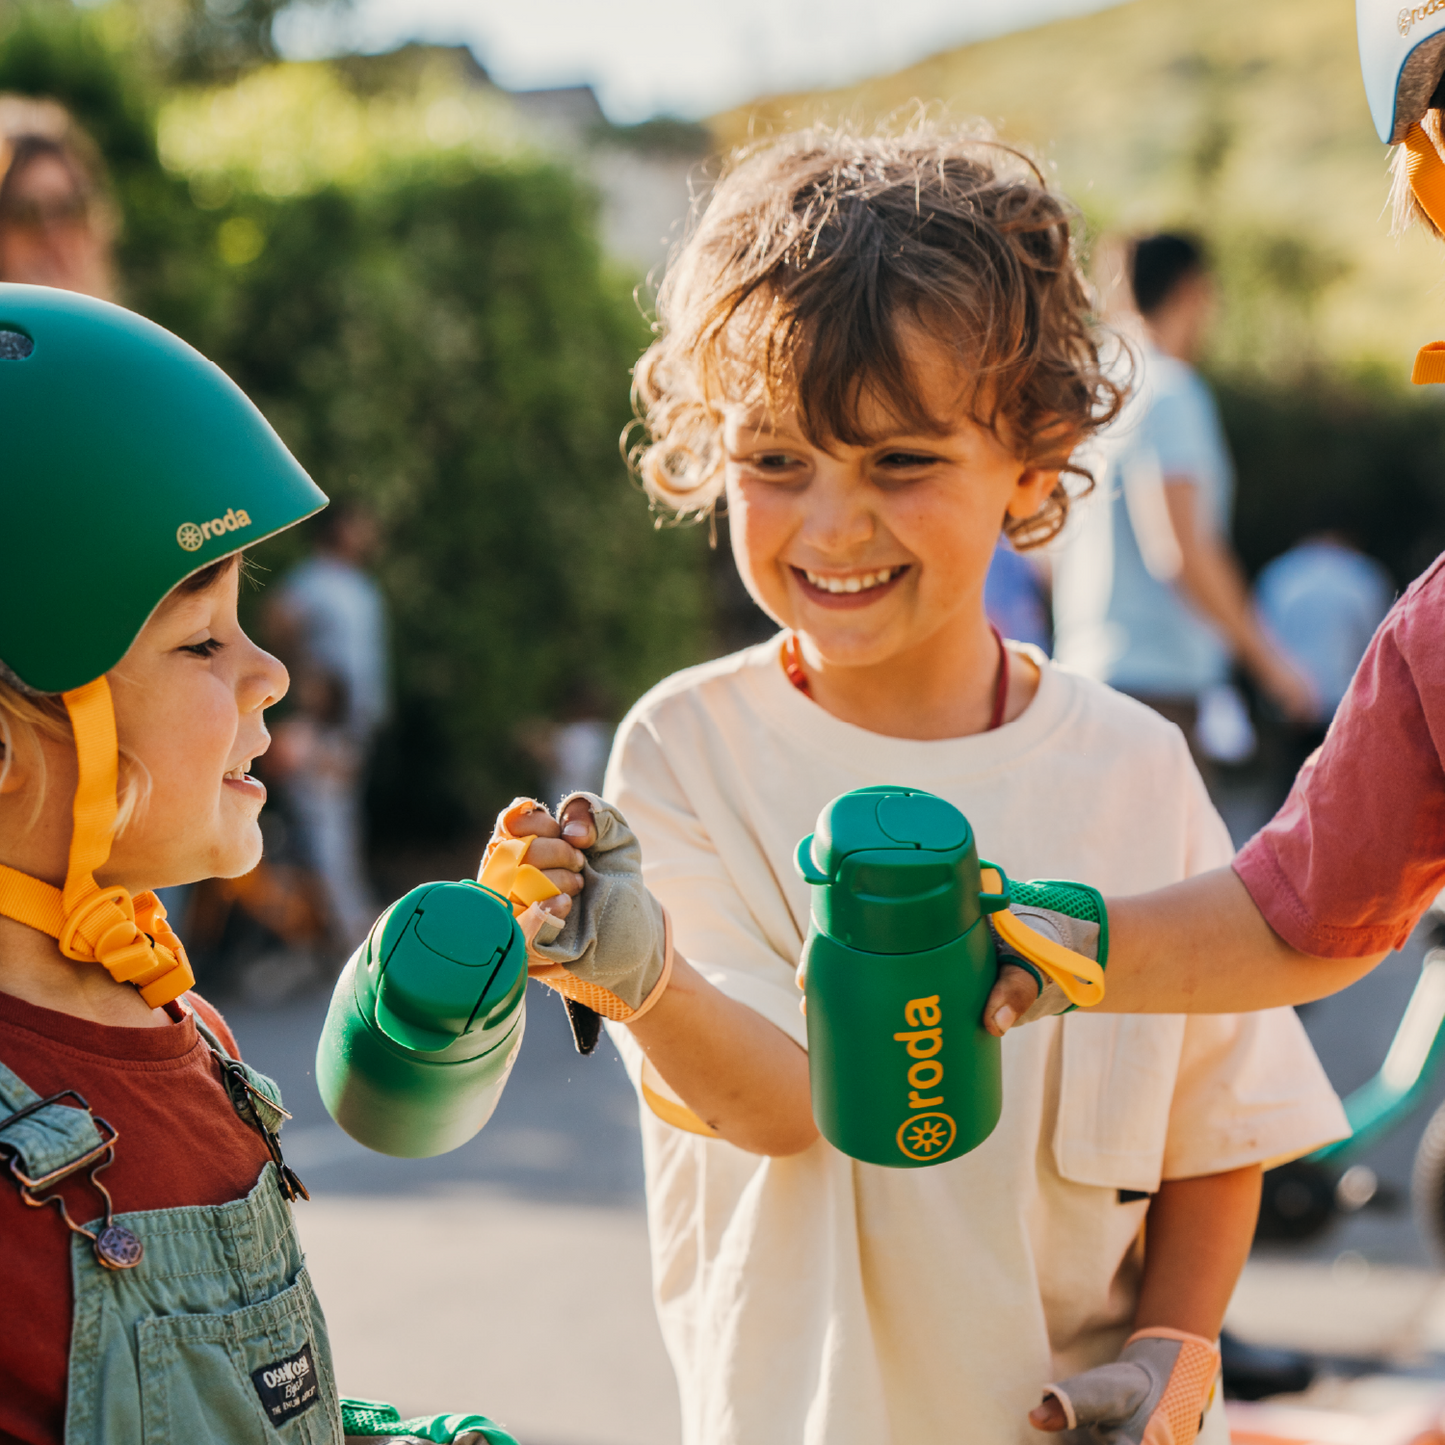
[
  {"xmin": 1029, "ymin": 1163, "xmax": 1261, "ymax": 1438},
  {"xmin": 512, "ymin": 800, "xmax": 818, "ymax": 1157},
  {"xmin": 1134, "ymin": 1164, "xmax": 1262, "ymax": 1338},
  {"xmin": 625, "ymin": 956, "xmax": 818, "ymax": 1155},
  {"xmin": 984, "ymin": 867, "xmax": 1383, "ymax": 1034}
]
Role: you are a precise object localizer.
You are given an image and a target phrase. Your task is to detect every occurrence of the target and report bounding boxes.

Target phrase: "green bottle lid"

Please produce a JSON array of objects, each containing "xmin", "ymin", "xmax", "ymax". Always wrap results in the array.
[
  {"xmin": 796, "ymin": 786, "xmax": 983, "ymax": 955},
  {"xmin": 362, "ymin": 881, "xmax": 527, "ymax": 1057}
]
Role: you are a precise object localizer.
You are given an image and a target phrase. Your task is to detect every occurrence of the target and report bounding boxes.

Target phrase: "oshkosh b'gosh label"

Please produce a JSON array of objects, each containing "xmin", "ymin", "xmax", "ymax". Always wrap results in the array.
[{"xmin": 250, "ymin": 1341, "xmax": 320, "ymax": 1425}]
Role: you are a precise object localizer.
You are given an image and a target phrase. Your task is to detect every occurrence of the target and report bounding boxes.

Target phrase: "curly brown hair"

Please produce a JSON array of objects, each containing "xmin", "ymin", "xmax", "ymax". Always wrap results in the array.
[{"xmin": 629, "ymin": 121, "xmax": 1127, "ymax": 548}]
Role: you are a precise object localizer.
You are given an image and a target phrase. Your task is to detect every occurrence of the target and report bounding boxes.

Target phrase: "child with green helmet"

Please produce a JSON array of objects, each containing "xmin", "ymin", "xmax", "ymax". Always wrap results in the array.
[{"xmin": 0, "ymin": 285, "xmax": 513, "ymax": 1445}]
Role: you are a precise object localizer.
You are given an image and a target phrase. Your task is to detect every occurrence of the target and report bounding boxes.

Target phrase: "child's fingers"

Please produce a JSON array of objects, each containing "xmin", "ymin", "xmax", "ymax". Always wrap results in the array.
[
  {"xmin": 559, "ymin": 795, "xmax": 598, "ymax": 849},
  {"xmin": 538, "ymin": 866, "xmax": 584, "ymax": 898},
  {"xmin": 1028, "ymin": 1396, "xmax": 1068, "ymax": 1432},
  {"xmin": 508, "ymin": 802, "xmax": 561, "ymax": 839},
  {"xmin": 524, "ymin": 837, "xmax": 586, "ymax": 874},
  {"xmin": 983, "ymin": 963, "xmax": 1042, "ymax": 1037}
]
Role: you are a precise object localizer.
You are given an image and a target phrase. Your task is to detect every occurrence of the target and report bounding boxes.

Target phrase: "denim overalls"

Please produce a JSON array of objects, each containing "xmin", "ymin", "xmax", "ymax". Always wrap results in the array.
[{"xmin": 0, "ymin": 1014, "xmax": 344, "ymax": 1444}]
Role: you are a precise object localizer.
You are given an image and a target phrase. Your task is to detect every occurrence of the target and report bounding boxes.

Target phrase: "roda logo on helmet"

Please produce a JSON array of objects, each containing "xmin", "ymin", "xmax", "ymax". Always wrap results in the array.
[{"xmin": 176, "ymin": 508, "xmax": 253, "ymax": 552}]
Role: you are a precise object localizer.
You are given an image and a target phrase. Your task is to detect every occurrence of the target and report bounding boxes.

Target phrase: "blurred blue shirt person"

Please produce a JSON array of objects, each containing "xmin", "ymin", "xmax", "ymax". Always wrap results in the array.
[
  {"xmin": 1256, "ymin": 537, "xmax": 1394, "ymax": 717},
  {"xmin": 1053, "ymin": 233, "xmax": 1316, "ymax": 758},
  {"xmin": 1055, "ymin": 345, "xmax": 1234, "ymax": 695},
  {"xmin": 984, "ymin": 537, "xmax": 1051, "ymax": 653}
]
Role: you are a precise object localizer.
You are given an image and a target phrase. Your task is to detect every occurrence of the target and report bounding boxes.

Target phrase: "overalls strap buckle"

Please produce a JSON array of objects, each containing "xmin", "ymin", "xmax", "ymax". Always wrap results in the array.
[
  {"xmin": 0, "ymin": 1086, "xmax": 113, "ymax": 1189},
  {"xmin": 0, "ymin": 1075, "xmax": 144, "ymax": 1271},
  {"xmin": 187, "ymin": 1007, "xmax": 310, "ymax": 1203}
]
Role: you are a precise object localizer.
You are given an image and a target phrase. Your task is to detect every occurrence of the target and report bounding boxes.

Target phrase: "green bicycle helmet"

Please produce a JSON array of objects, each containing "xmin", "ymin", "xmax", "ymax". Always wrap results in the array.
[
  {"xmin": 0, "ymin": 284, "xmax": 326, "ymax": 1010},
  {"xmin": 0, "ymin": 284, "xmax": 325, "ymax": 693}
]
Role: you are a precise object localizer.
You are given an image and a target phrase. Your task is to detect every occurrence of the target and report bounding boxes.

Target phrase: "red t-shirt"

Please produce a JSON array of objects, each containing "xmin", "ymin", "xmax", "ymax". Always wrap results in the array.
[
  {"xmin": 1235, "ymin": 553, "xmax": 1445, "ymax": 957},
  {"xmin": 0, "ymin": 990, "xmax": 272, "ymax": 1445}
]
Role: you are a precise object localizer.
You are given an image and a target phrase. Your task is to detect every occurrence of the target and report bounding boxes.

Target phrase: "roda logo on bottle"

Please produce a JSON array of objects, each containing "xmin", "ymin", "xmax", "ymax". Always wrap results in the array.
[
  {"xmin": 894, "ymin": 996, "xmax": 957, "ymax": 1160},
  {"xmin": 176, "ymin": 507, "xmax": 252, "ymax": 552}
]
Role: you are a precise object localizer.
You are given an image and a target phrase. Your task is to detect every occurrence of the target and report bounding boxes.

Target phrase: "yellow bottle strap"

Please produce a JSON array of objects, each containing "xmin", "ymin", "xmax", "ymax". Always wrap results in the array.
[
  {"xmin": 477, "ymin": 822, "xmax": 564, "ymax": 913},
  {"xmin": 1405, "ymin": 124, "xmax": 1445, "ymax": 385},
  {"xmin": 980, "ymin": 867, "xmax": 1106, "ymax": 1009},
  {"xmin": 0, "ymin": 677, "xmax": 194, "ymax": 1009}
]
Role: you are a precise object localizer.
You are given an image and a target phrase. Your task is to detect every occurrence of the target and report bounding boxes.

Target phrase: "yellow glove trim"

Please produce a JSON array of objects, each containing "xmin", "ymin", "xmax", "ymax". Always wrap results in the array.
[{"xmin": 981, "ymin": 867, "xmax": 1106, "ymax": 1009}]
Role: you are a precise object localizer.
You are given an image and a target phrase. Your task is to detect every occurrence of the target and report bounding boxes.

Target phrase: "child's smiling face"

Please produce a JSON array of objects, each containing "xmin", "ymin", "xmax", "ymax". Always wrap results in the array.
[
  {"xmin": 723, "ymin": 329, "xmax": 1057, "ymax": 673},
  {"xmin": 101, "ymin": 561, "xmax": 288, "ymax": 892}
]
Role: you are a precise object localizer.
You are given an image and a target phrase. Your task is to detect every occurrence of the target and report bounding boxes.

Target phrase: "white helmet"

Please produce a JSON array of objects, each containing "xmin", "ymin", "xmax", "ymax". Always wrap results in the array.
[{"xmin": 1359, "ymin": 0, "xmax": 1445, "ymax": 143}]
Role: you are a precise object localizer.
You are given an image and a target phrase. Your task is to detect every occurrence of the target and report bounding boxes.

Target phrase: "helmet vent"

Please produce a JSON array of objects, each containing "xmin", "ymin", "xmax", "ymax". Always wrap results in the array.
[{"xmin": 0, "ymin": 329, "xmax": 33, "ymax": 360}]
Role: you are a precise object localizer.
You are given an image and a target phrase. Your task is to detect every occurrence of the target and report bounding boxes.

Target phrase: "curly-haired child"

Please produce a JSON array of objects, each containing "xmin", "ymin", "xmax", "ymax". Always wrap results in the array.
[{"xmin": 507, "ymin": 123, "xmax": 1349, "ymax": 1445}]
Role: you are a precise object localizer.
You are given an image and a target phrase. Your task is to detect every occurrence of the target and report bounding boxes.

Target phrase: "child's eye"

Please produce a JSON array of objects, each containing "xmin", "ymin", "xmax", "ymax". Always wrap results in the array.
[
  {"xmin": 180, "ymin": 638, "xmax": 224, "ymax": 658},
  {"xmin": 877, "ymin": 450, "xmax": 940, "ymax": 470},
  {"xmin": 732, "ymin": 450, "xmax": 807, "ymax": 483}
]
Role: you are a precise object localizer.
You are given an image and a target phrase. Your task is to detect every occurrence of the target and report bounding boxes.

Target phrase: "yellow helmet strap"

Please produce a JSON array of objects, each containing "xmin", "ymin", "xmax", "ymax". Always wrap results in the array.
[
  {"xmin": 1406, "ymin": 123, "xmax": 1445, "ymax": 384},
  {"xmin": 0, "ymin": 676, "xmax": 194, "ymax": 1012}
]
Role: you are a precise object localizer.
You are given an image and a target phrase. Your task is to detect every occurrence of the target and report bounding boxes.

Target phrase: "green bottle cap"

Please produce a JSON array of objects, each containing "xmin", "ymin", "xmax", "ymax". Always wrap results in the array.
[
  {"xmin": 796, "ymin": 786, "xmax": 981, "ymax": 955},
  {"xmin": 364, "ymin": 881, "xmax": 527, "ymax": 1056}
]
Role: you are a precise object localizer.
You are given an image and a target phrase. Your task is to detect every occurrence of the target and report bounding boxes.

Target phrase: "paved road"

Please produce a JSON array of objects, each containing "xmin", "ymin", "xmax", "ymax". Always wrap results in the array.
[
  {"xmin": 223, "ymin": 980, "xmax": 677, "ymax": 1445},
  {"xmin": 226, "ymin": 980, "xmax": 647, "ymax": 1205}
]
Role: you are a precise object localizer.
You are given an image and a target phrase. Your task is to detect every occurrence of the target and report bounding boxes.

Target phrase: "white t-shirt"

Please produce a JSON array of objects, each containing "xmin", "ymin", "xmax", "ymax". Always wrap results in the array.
[{"xmin": 604, "ymin": 639, "xmax": 1347, "ymax": 1445}]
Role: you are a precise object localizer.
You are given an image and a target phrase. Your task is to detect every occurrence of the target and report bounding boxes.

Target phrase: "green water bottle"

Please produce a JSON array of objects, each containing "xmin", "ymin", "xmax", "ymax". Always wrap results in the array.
[
  {"xmin": 795, "ymin": 785, "xmax": 1011, "ymax": 1168},
  {"xmin": 316, "ymin": 880, "xmax": 528, "ymax": 1158}
]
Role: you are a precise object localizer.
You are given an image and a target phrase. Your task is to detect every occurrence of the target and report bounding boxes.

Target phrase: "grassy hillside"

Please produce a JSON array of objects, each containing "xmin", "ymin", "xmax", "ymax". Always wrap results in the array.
[{"xmin": 712, "ymin": 0, "xmax": 1443, "ymax": 380}]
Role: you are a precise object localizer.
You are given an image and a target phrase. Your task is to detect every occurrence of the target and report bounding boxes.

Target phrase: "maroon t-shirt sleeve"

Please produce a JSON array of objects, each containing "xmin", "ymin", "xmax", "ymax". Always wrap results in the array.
[{"xmin": 1234, "ymin": 554, "xmax": 1445, "ymax": 957}]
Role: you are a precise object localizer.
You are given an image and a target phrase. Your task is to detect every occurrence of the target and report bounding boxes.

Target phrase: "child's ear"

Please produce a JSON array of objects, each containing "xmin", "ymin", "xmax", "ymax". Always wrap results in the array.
[
  {"xmin": 0, "ymin": 739, "xmax": 24, "ymax": 795},
  {"xmin": 1006, "ymin": 466, "xmax": 1059, "ymax": 519}
]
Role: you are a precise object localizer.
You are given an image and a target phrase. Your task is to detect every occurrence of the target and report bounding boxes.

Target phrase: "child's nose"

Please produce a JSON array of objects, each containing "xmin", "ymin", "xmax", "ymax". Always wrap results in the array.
[
  {"xmin": 243, "ymin": 644, "xmax": 290, "ymax": 711},
  {"xmin": 801, "ymin": 482, "xmax": 875, "ymax": 553}
]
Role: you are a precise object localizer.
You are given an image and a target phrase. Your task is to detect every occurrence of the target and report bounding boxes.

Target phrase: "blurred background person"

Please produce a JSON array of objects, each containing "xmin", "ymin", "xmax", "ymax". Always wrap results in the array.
[
  {"xmin": 518, "ymin": 677, "xmax": 614, "ymax": 808},
  {"xmin": 266, "ymin": 501, "xmax": 390, "ymax": 955},
  {"xmin": 984, "ymin": 534, "xmax": 1052, "ymax": 653},
  {"xmin": 1254, "ymin": 530, "xmax": 1394, "ymax": 793},
  {"xmin": 1053, "ymin": 232, "xmax": 1317, "ymax": 771},
  {"xmin": 0, "ymin": 94, "xmax": 116, "ymax": 298}
]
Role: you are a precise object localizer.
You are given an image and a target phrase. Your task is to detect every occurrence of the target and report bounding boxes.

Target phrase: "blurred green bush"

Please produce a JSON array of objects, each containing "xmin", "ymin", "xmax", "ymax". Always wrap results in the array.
[{"xmin": 0, "ymin": 5, "xmax": 706, "ymax": 841}]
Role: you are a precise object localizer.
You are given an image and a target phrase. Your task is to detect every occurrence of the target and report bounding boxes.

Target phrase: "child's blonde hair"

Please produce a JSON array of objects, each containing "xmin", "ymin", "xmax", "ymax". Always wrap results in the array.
[
  {"xmin": 630, "ymin": 120, "xmax": 1126, "ymax": 547},
  {"xmin": 0, "ymin": 670, "xmax": 151, "ymax": 837}
]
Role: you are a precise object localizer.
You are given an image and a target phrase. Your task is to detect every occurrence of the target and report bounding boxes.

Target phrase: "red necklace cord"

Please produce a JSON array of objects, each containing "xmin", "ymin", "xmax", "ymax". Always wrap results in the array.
[{"xmin": 781, "ymin": 627, "xmax": 1010, "ymax": 732}]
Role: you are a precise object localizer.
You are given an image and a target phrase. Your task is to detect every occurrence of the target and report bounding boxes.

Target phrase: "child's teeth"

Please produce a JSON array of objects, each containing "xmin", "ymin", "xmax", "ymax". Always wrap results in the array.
[{"xmin": 804, "ymin": 567, "xmax": 898, "ymax": 594}]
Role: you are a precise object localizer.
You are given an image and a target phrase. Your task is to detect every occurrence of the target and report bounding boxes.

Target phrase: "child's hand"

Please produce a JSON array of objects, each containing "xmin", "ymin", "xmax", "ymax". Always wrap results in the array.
[
  {"xmin": 985, "ymin": 961, "xmax": 1047, "ymax": 1038},
  {"xmin": 521, "ymin": 792, "xmax": 674, "ymax": 1024},
  {"xmin": 1028, "ymin": 1393, "xmax": 1069, "ymax": 1432},
  {"xmin": 498, "ymin": 797, "xmax": 593, "ymax": 924},
  {"xmin": 1027, "ymin": 1328, "xmax": 1219, "ymax": 1444},
  {"xmin": 984, "ymin": 878, "xmax": 1110, "ymax": 1036}
]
